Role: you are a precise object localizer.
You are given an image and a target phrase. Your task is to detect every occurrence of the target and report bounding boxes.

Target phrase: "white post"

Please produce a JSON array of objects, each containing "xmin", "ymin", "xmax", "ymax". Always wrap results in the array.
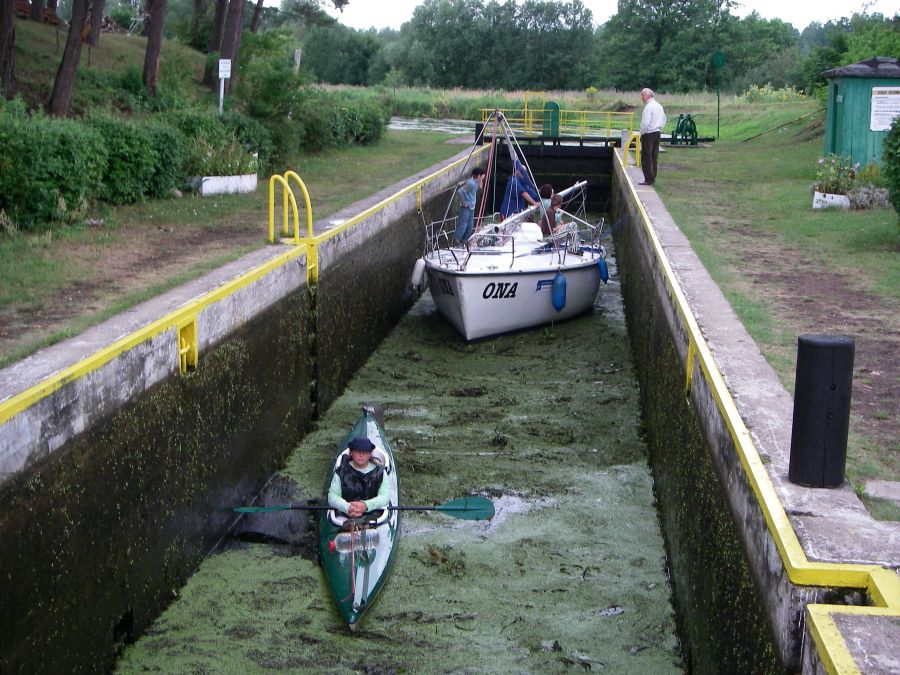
[{"xmin": 218, "ymin": 59, "xmax": 232, "ymax": 115}]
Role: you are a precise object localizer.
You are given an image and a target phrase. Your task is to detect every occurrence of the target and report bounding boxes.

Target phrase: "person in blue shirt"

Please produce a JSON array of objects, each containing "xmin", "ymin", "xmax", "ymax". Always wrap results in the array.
[
  {"xmin": 499, "ymin": 160, "xmax": 539, "ymax": 218},
  {"xmin": 452, "ymin": 167, "xmax": 486, "ymax": 247},
  {"xmin": 328, "ymin": 437, "xmax": 390, "ymax": 518}
]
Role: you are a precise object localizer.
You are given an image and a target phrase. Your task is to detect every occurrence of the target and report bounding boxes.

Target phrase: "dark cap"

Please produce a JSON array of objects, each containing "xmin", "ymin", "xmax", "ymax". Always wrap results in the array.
[{"xmin": 348, "ymin": 437, "xmax": 375, "ymax": 452}]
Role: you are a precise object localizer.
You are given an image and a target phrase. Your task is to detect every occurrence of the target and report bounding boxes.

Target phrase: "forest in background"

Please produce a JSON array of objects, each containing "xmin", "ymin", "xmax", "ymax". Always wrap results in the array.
[{"xmin": 0, "ymin": 0, "xmax": 898, "ymax": 232}]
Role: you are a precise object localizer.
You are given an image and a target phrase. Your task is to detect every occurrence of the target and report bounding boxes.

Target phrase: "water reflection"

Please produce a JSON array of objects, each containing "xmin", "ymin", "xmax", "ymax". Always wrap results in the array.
[{"xmin": 389, "ymin": 116, "xmax": 476, "ymax": 134}]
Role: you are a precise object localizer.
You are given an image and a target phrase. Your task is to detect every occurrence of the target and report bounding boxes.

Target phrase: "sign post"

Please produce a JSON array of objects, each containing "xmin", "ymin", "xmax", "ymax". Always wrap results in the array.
[
  {"xmin": 218, "ymin": 59, "xmax": 232, "ymax": 115},
  {"xmin": 712, "ymin": 51, "xmax": 726, "ymax": 139}
]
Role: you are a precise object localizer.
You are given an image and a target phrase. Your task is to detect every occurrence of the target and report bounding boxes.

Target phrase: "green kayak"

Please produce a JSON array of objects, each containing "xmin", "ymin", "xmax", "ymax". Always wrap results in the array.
[{"xmin": 318, "ymin": 407, "xmax": 400, "ymax": 632}]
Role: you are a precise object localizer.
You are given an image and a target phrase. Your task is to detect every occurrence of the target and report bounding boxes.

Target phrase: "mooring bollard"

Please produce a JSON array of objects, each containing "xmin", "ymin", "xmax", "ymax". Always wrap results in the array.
[{"xmin": 788, "ymin": 334, "xmax": 855, "ymax": 488}]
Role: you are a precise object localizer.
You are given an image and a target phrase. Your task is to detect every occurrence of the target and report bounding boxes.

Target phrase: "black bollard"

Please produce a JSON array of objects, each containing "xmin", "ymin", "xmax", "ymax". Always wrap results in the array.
[{"xmin": 788, "ymin": 334, "xmax": 854, "ymax": 488}]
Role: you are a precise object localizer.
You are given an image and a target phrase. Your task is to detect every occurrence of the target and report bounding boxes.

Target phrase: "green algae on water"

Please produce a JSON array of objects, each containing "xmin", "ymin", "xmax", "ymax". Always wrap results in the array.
[{"xmin": 117, "ymin": 252, "xmax": 682, "ymax": 673}]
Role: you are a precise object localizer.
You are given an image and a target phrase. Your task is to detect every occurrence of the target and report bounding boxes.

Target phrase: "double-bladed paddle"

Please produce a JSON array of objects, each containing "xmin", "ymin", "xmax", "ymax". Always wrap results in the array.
[{"xmin": 234, "ymin": 495, "xmax": 494, "ymax": 521}]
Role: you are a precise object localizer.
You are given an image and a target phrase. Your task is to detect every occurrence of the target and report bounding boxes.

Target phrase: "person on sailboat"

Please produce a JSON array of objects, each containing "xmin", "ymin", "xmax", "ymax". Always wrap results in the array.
[
  {"xmin": 453, "ymin": 167, "xmax": 486, "ymax": 246},
  {"xmin": 328, "ymin": 437, "xmax": 390, "ymax": 518},
  {"xmin": 499, "ymin": 160, "xmax": 539, "ymax": 218}
]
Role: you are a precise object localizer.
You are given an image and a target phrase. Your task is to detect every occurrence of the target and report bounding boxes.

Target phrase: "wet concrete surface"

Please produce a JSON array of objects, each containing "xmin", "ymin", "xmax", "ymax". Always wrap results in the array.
[{"xmin": 116, "ymin": 246, "xmax": 682, "ymax": 673}]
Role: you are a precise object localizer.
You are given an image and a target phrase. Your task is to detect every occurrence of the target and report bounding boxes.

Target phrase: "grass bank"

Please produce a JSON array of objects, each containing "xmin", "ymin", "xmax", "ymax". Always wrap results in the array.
[
  {"xmin": 655, "ymin": 125, "xmax": 899, "ymax": 492},
  {"xmin": 0, "ymin": 130, "xmax": 464, "ymax": 367}
]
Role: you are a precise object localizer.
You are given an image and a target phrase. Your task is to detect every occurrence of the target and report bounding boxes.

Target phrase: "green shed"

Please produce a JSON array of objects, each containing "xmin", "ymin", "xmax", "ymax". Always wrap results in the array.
[{"xmin": 822, "ymin": 56, "xmax": 900, "ymax": 166}]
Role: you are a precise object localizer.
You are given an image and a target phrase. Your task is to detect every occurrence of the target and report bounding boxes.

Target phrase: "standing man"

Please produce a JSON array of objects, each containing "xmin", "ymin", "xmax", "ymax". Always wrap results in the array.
[
  {"xmin": 639, "ymin": 88, "xmax": 666, "ymax": 186},
  {"xmin": 453, "ymin": 167, "xmax": 486, "ymax": 247}
]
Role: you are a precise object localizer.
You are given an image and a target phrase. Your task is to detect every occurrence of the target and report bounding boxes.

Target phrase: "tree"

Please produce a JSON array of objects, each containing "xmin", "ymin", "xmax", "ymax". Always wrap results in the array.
[
  {"xmin": 0, "ymin": 0, "xmax": 14, "ymax": 97},
  {"xmin": 250, "ymin": 0, "xmax": 264, "ymax": 32},
  {"xmin": 202, "ymin": 0, "xmax": 227, "ymax": 85},
  {"xmin": 595, "ymin": 0, "xmax": 738, "ymax": 92},
  {"xmin": 218, "ymin": 0, "xmax": 244, "ymax": 92},
  {"xmin": 142, "ymin": 0, "xmax": 167, "ymax": 94},
  {"xmin": 88, "ymin": 0, "xmax": 106, "ymax": 46},
  {"xmin": 31, "ymin": 0, "xmax": 44, "ymax": 22},
  {"xmin": 48, "ymin": 0, "xmax": 90, "ymax": 116}
]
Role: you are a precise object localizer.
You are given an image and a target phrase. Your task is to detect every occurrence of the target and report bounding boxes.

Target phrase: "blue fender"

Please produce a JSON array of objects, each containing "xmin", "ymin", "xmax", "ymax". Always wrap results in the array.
[
  {"xmin": 552, "ymin": 272, "xmax": 566, "ymax": 312},
  {"xmin": 597, "ymin": 259, "xmax": 609, "ymax": 284}
]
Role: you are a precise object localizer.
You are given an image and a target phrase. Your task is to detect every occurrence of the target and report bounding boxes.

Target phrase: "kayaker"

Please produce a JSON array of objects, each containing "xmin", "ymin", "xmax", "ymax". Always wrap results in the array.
[{"xmin": 328, "ymin": 437, "xmax": 390, "ymax": 519}]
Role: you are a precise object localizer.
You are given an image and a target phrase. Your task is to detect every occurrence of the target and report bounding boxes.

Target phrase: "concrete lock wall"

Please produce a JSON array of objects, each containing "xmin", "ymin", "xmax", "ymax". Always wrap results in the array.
[
  {"xmin": 0, "ymin": 150, "xmax": 470, "ymax": 672},
  {"xmin": 610, "ymin": 155, "xmax": 841, "ymax": 672}
]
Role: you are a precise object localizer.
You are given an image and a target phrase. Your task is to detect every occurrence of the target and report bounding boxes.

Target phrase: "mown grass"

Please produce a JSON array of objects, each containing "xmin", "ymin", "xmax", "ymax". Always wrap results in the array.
[
  {"xmin": 0, "ymin": 130, "xmax": 462, "ymax": 366},
  {"xmin": 656, "ymin": 127, "xmax": 899, "ymax": 493}
]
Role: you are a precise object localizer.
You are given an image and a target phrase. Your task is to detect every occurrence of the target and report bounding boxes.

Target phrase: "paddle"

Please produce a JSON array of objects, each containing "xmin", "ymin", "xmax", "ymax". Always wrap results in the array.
[{"xmin": 234, "ymin": 496, "xmax": 494, "ymax": 521}]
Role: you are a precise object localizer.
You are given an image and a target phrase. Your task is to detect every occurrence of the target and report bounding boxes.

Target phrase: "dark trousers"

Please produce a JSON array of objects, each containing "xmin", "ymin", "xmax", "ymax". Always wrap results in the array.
[{"xmin": 640, "ymin": 131, "xmax": 661, "ymax": 184}]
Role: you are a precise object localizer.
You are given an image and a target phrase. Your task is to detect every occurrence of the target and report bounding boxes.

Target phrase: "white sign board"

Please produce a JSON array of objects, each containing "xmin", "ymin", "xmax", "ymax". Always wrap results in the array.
[
  {"xmin": 219, "ymin": 59, "xmax": 232, "ymax": 80},
  {"xmin": 870, "ymin": 86, "xmax": 900, "ymax": 132}
]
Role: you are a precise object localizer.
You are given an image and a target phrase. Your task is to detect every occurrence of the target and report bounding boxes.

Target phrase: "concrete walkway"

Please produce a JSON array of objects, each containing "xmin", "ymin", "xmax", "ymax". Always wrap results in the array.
[{"xmin": 622, "ymin": 155, "xmax": 899, "ymax": 673}]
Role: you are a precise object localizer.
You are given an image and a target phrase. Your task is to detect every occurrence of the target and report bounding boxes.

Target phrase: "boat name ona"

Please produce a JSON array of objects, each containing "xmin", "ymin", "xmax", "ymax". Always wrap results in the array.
[{"xmin": 482, "ymin": 282, "xmax": 518, "ymax": 299}]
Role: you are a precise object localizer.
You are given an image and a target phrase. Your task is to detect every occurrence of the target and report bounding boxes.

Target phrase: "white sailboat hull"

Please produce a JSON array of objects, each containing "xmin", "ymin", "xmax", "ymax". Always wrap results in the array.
[{"xmin": 424, "ymin": 256, "xmax": 601, "ymax": 341}]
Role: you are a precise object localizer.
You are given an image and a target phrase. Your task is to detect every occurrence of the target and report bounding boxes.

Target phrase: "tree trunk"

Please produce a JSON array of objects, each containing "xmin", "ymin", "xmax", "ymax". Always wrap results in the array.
[
  {"xmin": 142, "ymin": 0, "xmax": 166, "ymax": 95},
  {"xmin": 202, "ymin": 0, "xmax": 227, "ymax": 85},
  {"xmin": 0, "ymin": 0, "xmax": 15, "ymax": 97},
  {"xmin": 48, "ymin": 0, "xmax": 89, "ymax": 116},
  {"xmin": 249, "ymin": 0, "xmax": 263, "ymax": 33},
  {"xmin": 88, "ymin": 0, "xmax": 105, "ymax": 46},
  {"xmin": 189, "ymin": 0, "xmax": 206, "ymax": 47},
  {"xmin": 217, "ymin": 0, "xmax": 243, "ymax": 93},
  {"xmin": 30, "ymin": 0, "xmax": 44, "ymax": 22}
]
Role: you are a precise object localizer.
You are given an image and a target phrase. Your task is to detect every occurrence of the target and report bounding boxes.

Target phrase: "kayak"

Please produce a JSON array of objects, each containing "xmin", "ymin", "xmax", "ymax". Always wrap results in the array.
[{"xmin": 318, "ymin": 406, "xmax": 400, "ymax": 632}]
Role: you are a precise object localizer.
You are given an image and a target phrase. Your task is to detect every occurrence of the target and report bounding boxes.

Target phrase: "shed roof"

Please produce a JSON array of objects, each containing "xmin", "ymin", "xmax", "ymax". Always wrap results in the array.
[{"xmin": 821, "ymin": 56, "xmax": 900, "ymax": 79}]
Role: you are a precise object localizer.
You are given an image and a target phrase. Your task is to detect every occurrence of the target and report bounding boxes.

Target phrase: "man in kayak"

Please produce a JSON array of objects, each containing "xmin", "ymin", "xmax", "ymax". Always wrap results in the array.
[{"xmin": 328, "ymin": 437, "xmax": 390, "ymax": 518}]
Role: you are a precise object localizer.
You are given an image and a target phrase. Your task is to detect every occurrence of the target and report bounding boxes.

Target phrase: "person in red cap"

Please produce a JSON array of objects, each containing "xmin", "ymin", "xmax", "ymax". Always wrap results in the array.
[{"xmin": 327, "ymin": 436, "xmax": 390, "ymax": 518}]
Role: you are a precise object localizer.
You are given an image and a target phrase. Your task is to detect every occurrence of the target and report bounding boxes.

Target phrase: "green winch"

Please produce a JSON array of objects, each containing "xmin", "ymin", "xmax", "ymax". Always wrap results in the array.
[{"xmin": 671, "ymin": 113, "xmax": 700, "ymax": 146}]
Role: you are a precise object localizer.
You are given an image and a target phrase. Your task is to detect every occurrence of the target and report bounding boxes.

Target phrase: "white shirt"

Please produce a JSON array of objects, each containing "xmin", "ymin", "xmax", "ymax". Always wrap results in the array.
[{"xmin": 640, "ymin": 98, "xmax": 666, "ymax": 136}]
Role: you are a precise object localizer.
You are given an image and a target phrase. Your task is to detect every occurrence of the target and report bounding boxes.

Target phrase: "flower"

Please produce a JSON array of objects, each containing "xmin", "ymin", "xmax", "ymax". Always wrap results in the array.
[{"xmin": 813, "ymin": 154, "xmax": 858, "ymax": 195}]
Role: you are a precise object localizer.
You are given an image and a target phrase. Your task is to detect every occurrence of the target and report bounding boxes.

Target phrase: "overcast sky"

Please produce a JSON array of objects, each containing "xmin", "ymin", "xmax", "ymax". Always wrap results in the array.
[{"xmin": 318, "ymin": 0, "xmax": 898, "ymax": 32}]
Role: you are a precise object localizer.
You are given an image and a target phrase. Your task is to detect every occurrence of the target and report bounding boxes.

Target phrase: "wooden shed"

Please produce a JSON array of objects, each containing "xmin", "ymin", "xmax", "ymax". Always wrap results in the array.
[{"xmin": 821, "ymin": 56, "xmax": 900, "ymax": 166}]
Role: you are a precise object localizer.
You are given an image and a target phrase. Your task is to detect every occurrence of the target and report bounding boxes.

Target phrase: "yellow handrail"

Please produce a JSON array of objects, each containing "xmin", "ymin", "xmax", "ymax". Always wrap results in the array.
[
  {"xmin": 268, "ymin": 146, "xmax": 489, "ymax": 287},
  {"xmin": 616, "ymin": 148, "xmax": 899, "ymax": 675}
]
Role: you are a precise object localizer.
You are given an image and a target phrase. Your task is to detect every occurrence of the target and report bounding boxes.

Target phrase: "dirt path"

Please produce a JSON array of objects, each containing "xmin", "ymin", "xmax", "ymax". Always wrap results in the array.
[{"xmin": 0, "ymin": 208, "xmax": 265, "ymax": 363}]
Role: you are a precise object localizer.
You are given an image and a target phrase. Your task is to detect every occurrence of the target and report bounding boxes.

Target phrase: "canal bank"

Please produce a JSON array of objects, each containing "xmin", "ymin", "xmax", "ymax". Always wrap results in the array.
[
  {"xmin": 0, "ymin": 148, "xmax": 477, "ymax": 672},
  {"xmin": 611, "ymin": 146, "xmax": 899, "ymax": 673},
  {"xmin": 116, "ymin": 250, "xmax": 684, "ymax": 673},
  {"xmin": 1, "ymin": 132, "xmax": 896, "ymax": 672}
]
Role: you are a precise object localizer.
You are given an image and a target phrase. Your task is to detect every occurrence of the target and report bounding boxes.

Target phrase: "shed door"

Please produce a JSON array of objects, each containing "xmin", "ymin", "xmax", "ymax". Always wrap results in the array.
[{"xmin": 830, "ymin": 83, "xmax": 844, "ymax": 155}]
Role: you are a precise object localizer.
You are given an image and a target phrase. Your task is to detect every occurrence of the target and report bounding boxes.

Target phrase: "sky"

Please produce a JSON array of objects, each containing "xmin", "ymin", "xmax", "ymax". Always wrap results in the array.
[{"xmin": 319, "ymin": 0, "xmax": 898, "ymax": 32}]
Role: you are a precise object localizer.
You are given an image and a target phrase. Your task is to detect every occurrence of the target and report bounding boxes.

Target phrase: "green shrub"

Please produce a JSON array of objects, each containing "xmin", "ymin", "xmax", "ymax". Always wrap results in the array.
[
  {"xmin": 183, "ymin": 135, "xmax": 257, "ymax": 177},
  {"xmin": 143, "ymin": 121, "xmax": 187, "ymax": 198},
  {"xmin": 291, "ymin": 88, "xmax": 389, "ymax": 152},
  {"xmin": 266, "ymin": 118, "xmax": 304, "ymax": 167},
  {"xmin": 161, "ymin": 109, "xmax": 229, "ymax": 146},
  {"xmin": 882, "ymin": 117, "xmax": 900, "ymax": 221},
  {"xmin": 742, "ymin": 83, "xmax": 806, "ymax": 103},
  {"xmin": 220, "ymin": 111, "xmax": 274, "ymax": 172},
  {"xmin": 86, "ymin": 116, "xmax": 157, "ymax": 204},
  {"xmin": 0, "ymin": 109, "xmax": 107, "ymax": 229}
]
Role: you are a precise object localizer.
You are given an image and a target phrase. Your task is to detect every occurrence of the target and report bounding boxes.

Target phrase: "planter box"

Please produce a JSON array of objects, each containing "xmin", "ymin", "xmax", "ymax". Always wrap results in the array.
[
  {"xmin": 191, "ymin": 173, "xmax": 258, "ymax": 197},
  {"xmin": 812, "ymin": 191, "xmax": 850, "ymax": 210}
]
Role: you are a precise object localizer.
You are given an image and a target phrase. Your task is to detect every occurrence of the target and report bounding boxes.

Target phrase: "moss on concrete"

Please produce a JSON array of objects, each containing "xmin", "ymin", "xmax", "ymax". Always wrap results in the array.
[
  {"xmin": 0, "ymin": 293, "xmax": 313, "ymax": 673},
  {"xmin": 611, "ymin": 194, "xmax": 782, "ymax": 673},
  {"xmin": 118, "ymin": 254, "xmax": 682, "ymax": 673}
]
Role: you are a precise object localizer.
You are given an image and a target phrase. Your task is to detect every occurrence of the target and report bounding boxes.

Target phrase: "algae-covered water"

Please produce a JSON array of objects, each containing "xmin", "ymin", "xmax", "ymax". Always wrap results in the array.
[{"xmin": 117, "ymin": 251, "xmax": 682, "ymax": 673}]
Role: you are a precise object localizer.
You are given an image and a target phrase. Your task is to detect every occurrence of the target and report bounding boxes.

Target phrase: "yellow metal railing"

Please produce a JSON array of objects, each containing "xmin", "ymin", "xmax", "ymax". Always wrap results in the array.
[
  {"xmin": 616, "ymin": 149, "xmax": 900, "ymax": 675},
  {"xmin": 481, "ymin": 107, "xmax": 634, "ymax": 140},
  {"xmin": 268, "ymin": 145, "xmax": 490, "ymax": 286},
  {"xmin": 0, "ymin": 247, "xmax": 306, "ymax": 429}
]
